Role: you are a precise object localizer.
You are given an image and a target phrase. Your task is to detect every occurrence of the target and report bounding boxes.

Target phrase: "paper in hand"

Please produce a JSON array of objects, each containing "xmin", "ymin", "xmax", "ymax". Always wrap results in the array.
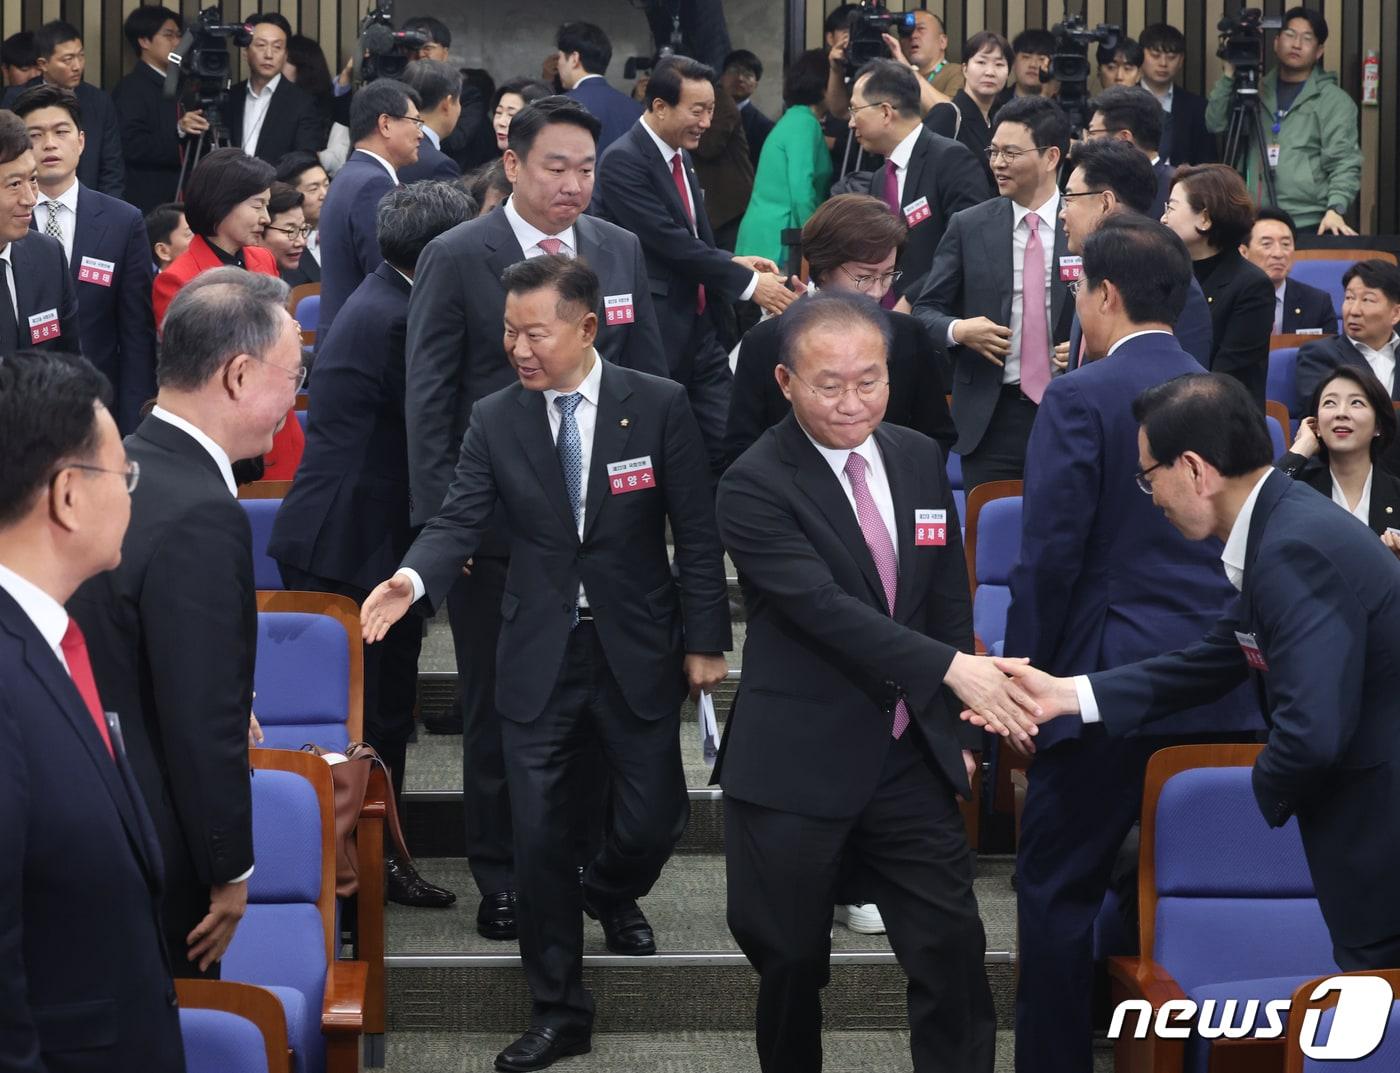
[{"xmin": 699, "ymin": 691, "xmax": 720, "ymax": 765}]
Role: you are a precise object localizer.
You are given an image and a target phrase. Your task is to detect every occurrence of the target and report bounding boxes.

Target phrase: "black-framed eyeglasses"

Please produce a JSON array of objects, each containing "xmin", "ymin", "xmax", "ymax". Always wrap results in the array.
[
  {"xmin": 54, "ymin": 459, "xmax": 140, "ymax": 494},
  {"xmin": 1061, "ymin": 189, "xmax": 1106, "ymax": 202},
  {"xmin": 264, "ymin": 223, "xmax": 313, "ymax": 240},
  {"xmin": 387, "ymin": 113, "xmax": 425, "ymax": 131},
  {"xmin": 1134, "ymin": 461, "xmax": 1164, "ymax": 494},
  {"xmin": 985, "ymin": 145, "xmax": 1049, "ymax": 164},
  {"xmin": 848, "ymin": 100, "xmax": 889, "ymax": 116},
  {"xmin": 838, "ymin": 265, "xmax": 903, "ymax": 292},
  {"xmin": 247, "ymin": 354, "xmax": 309, "ymax": 391}
]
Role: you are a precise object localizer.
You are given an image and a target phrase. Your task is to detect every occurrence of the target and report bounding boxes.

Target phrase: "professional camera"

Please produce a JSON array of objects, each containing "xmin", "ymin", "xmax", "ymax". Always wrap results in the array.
[
  {"xmin": 356, "ymin": 1, "xmax": 429, "ymax": 84},
  {"xmin": 1217, "ymin": 8, "xmax": 1282, "ymax": 90},
  {"xmin": 843, "ymin": 1, "xmax": 915, "ymax": 77},
  {"xmin": 1043, "ymin": 11, "xmax": 1118, "ymax": 134},
  {"xmin": 161, "ymin": 5, "xmax": 251, "ymax": 131}
]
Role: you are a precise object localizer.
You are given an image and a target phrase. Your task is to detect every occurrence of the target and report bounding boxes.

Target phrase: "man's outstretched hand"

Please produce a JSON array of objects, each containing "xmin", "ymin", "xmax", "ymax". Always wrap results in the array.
[
  {"xmin": 362, "ymin": 572, "xmax": 415, "ymax": 643},
  {"xmin": 943, "ymin": 652, "xmax": 1042, "ymax": 751},
  {"xmin": 958, "ymin": 657, "xmax": 1082, "ymax": 747}
]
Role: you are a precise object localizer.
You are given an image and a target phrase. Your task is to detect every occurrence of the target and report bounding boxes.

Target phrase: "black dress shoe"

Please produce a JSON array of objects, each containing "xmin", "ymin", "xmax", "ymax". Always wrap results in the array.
[
  {"xmin": 386, "ymin": 854, "xmax": 457, "ymax": 908},
  {"xmin": 477, "ymin": 890, "xmax": 518, "ymax": 941},
  {"xmin": 421, "ymin": 710, "xmax": 463, "ymax": 734},
  {"xmin": 584, "ymin": 897, "xmax": 656, "ymax": 955},
  {"xmin": 494, "ymin": 1026, "xmax": 591, "ymax": 1072}
]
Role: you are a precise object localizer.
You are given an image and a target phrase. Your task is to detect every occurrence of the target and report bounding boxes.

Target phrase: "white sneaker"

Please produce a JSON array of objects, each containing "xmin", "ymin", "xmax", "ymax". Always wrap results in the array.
[{"xmin": 834, "ymin": 903, "xmax": 886, "ymax": 935}]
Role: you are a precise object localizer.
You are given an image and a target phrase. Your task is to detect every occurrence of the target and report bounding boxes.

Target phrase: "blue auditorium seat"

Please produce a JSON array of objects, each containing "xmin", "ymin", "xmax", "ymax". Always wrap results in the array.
[
  {"xmin": 295, "ymin": 293, "xmax": 320, "ymax": 336},
  {"xmin": 180, "ymin": 1008, "xmax": 271, "ymax": 1073},
  {"xmin": 254, "ymin": 612, "xmax": 352, "ymax": 752},
  {"xmin": 946, "ymin": 450, "xmax": 966, "ymax": 529},
  {"xmin": 1301, "ymin": 995, "xmax": 1400, "ymax": 1069},
  {"xmin": 1269, "ymin": 347, "xmax": 1301, "ymax": 419},
  {"xmin": 1288, "ymin": 261, "xmax": 1348, "ymax": 325},
  {"xmin": 1267, "ymin": 415, "xmax": 1288, "ymax": 458},
  {"xmin": 239, "ymin": 498, "xmax": 284, "ymax": 590},
  {"xmin": 972, "ymin": 495, "xmax": 1020, "ymax": 653}
]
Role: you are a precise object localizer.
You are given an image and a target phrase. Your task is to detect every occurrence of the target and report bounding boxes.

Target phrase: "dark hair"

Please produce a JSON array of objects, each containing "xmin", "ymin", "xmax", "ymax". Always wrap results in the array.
[
  {"xmin": 266, "ymin": 181, "xmax": 304, "ymax": 219},
  {"xmin": 1, "ymin": 32, "xmax": 38, "ymax": 70},
  {"xmin": 1082, "ymin": 214, "xmax": 1192, "ymax": 325},
  {"xmin": 465, "ymin": 158, "xmax": 511, "ymax": 207},
  {"xmin": 285, "ymin": 35, "xmax": 333, "ymax": 105},
  {"xmin": 379, "ymin": 180, "xmax": 476, "ymax": 270},
  {"xmin": 402, "ymin": 16, "xmax": 451, "ymax": 48},
  {"xmin": 1131, "ymin": 373, "xmax": 1273, "ymax": 477},
  {"xmin": 11, "ymin": 83, "xmax": 82, "ymax": 126},
  {"xmin": 461, "ymin": 67, "xmax": 496, "ymax": 106},
  {"xmin": 507, "ymin": 95, "xmax": 600, "ymax": 156},
  {"xmin": 1097, "ymin": 37, "xmax": 1144, "ymax": 69},
  {"xmin": 964, "ymin": 31, "xmax": 1014, "ymax": 67},
  {"xmin": 1011, "ymin": 29, "xmax": 1056, "ymax": 58},
  {"xmin": 159, "ymin": 268, "xmax": 290, "ymax": 390},
  {"xmin": 1308, "ymin": 363, "xmax": 1397, "ymax": 465},
  {"xmin": 0, "ymin": 351, "xmax": 111, "ymax": 527},
  {"xmin": 1282, "ymin": 6, "xmax": 1328, "ymax": 46},
  {"xmin": 349, "ymin": 79, "xmax": 420, "ymax": 144},
  {"xmin": 647, "ymin": 55, "xmax": 715, "ymax": 109},
  {"xmin": 783, "ymin": 49, "xmax": 829, "ymax": 108},
  {"xmin": 824, "ymin": 4, "xmax": 860, "ymax": 38},
  {"xmin": 144, "ymin": 202, "xmax": 185, "ymax": 262},
  {"xmin": 274, "ymin": 150, "xmax": 323, "ymax": 186},
  {"xmin": 852, "ymin": 58, "xmax": 922, "ymax": 118},
  {"xmin": 1140, "ymin": 23, "xmax": 1186, "ymax": 55},
  {"xmin": 402, "ymin": 59, "xmax": 463, "ymax": 113},
  {"xmin": 723, "ymin": 49, "xmax": 763, "ymax": 81},
  {"xmin": 778, "ymin": 291, "xmax": 892, "ymax": 371},
  {"xmin": 490, "ymin": 77, "xmax": 553, "ymax": 116},
  {"xmin": 123, "ymin": 6, "xmax": 181, "ymax": 55},
  {"xmin": 1251, "ymin": 206, "xmax": 1298, "ymax": 242},
  {"xmin": 1088, "ymin": 85, "xmax": 1163, "ymax": 152},
  {"xmin": 1341, "ymin": 259, "xmax": 1400, "ymax": 304},
  {"xmin": 245, "ymin": 12, "xmax": 291, "ymax": 42},
  {"xmin": 994, "ymin": 94, "xmax": 1070, "ymax": 157},
  {"xmin": 34, "ymin": 21, "xmax": 81, "ymax": 60},
  {"xmin": 1067, "ymin": 138, "xmax": 1158, "ymax": 214},
  {"xmin": 501, "ymin": 253, "xmax": 601, "ymax": 321},
  {"xmin": 802, "ymin": 193, "xmax": 907, "ymax": 286},
  {"xmin": 182, "ymin": 148, "xmax": 276, "ymax": 237},
  {"xmin": 1171, "ymin": 163, "xmax": 1256, "ymax": 250},
  {"xmin": 556, "ymin": 22, "xmax": 612, "ymax": 76},
  {"xmin": 0, "ymin": 111, "xmax": 32, "ymax": 166}
]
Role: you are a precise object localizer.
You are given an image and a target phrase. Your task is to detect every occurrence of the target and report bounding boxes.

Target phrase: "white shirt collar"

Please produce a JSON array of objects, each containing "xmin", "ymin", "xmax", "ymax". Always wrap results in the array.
[
  {"xmin": 1106, "ymin": 329, "xmax": 1172, "ymax": 357},
  {"xmin": 353, "ymin": 147, "xmax": 399, "ymax": 185},
  {"xmin": 503, "ymin": 194, "xmax": 576, "ymax": 256},
  {"xmin": 801, "ymin": 426, "xmax": 882, "ymax": 485},
  {"xmin": 574, "ymin": 73, "xmax": 603, "ymax": 86},
  {"xmin": 1012, "ymin": 189, "xmax": 1061, "ymax": 230},
  {"xmin": 1275, "ymin": 281, "xmax": 1287, "ymax": 302},
  {"xmin": 1351, "ymin": 332, "xmax": 1400, "ymax": 362},
  {"xmin": 37, "ymin": 178, "xmax": 79, "ymax": 214},
  {"xmin": 0, "ymin": 242, "xmax": 11, "ymax": 264},
  {"xmin": 149, "ymin": 406, "xmax": 238, "ymax": 497},
  {"xmin": 1331, "ymin": 467, "xmax": 1373, "ymax": 523},
  {"xmin": 422, "ymin": 125, "xmax": 441, "ymax": 150},
  {"xmin": 0, "ymin": 560, "xmax": 68, "ymax": 655},
  {"xmin": 640, "ymin": 114, "xmax": 682, "ymax": 164},
  {"xmin": 1220, "ymin": 471, "xmax": 1273, "ymax": 591},
  {"xmin": 886, "ymin": 124, "xmax": 924, "ymax": 172},
  {"xmin": 247, "ymin": 73, "xmax": 281, "ymax": 100},
  {"xmin": 391, "ymin": 265, "xmax": 413, "ymax": 288},
  {"xmin": 543, "ymin": 348, "xmax": 603, "ymax": 410}
]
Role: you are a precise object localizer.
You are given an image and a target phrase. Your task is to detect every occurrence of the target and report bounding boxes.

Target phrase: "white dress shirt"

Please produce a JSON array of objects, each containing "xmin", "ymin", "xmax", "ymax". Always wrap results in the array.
[
  {"xmin": 504, "ymin": 194, "xmax": 577, "ymax": 259},
  {"xmin": 1152, "ymin": 83, "xmax": 1174, "ymax": 113},
  {"xmin": 36, "ymin": 178, "xmax": 79, "ymax": 264},
  {"xmin": 353, "ymin": 147, "xmax": 399, "ymax": 185},
  {"xmin": 1351, "ymin": 333, "xmax": 1399, "ymax": 397},
  {"xmin": 0, "ymin": 242, "xmax": 17, "ymax": 316},
  {"xmin": 149, "ymin": 406, "xmax": 238, "ymax": 496},
  {"xmin": 884, "ymin": 123, "xmax": 924, "ymax": 207},
  {"xmin": 305, "ymin": 229, "xmax": 321, "ymax": 266},
  {"xmin": 801, "ymin": 427, "xmax": 899, "ymax": 565},
  {"xmin": 242, "ymin": 74, "xmax": 281, "ymax": 158},
  {"xmin": 1106, "ymin": 329, "xmax": 1173, "ymax": 357},
  {"xmin": 1273, "ymin": 281, "xmax": 1287, "ymax": 335},
  {"xmin": 1332, "ymin": 468, "xmax": 1373, "ymax": 524},
  {"xmin": 638, "ymin": 116, "xmax": 759, "ymax": 302},
  {"xmin": 0, "ymin": 561, "xmax": 71, "ymax": 672},
  {"xmin": 422, "ymin": 124, "xmax": 441, "ymax": 150}
]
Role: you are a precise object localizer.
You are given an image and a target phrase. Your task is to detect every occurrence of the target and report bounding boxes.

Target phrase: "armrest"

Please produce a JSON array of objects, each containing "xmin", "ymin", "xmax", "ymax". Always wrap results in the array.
[
  {"xmin": 355, "ymin": 765, "xmax": 388, "ymax": 1035},
  {"xmin": 1106, "ymin": 957, "xmax": 1188, "ymax": 1073},
  {"xmin": 1106, "ymin": 956, "xmax": 1188, "ymax": 1006},
  {"xmin": 321, "ymin": 959, "xmax": 367, "ymax": 1035}
]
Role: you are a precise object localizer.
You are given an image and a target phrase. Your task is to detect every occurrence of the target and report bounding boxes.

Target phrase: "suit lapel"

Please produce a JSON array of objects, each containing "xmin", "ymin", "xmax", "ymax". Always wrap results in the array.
[
  {"xmin": 70, "ymin": 185, "xmax": 108, "ymax": 283},
  {"xmin": 1050, "ymin": 214, "xmax": 1071, "ymax": 335},
  {"xmin": 514, "ymin": 388, "xmax": 582, "ymax": 537},
  {"xmin": 634, "ymin": 123, "xmax": 694, "ymax": 233},
  {"xmin": 877, "ymin": 425, "xmax": 921, "ymax": 621},
  {"xmin": 582, "ymin": 362, "xmax": 634, "ymax": 541},
  {"xmin": 990, "ymin": 200, "xmax": 1015, "ymax": 326},
  {"xmin": 902, "ymin": 132, "xmax": 930, "ymax": 213},
  {"xmin": 482, "ymin": 209, "xmax": 527, "ymax": 284}
]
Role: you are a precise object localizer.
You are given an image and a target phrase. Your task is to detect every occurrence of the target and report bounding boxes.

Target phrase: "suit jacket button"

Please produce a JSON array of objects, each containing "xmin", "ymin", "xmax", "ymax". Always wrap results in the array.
[{"xmin": 168, "ymin": 988, "xmax": 178, "ymax": 1007}]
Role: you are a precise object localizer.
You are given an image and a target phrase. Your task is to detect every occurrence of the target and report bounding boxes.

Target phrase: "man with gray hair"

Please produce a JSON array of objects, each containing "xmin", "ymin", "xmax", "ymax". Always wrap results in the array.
[
  {"xmin": 69, "ymin": 266, "xmax": 304, "ymax": 979},
  {"xmin": 398, "ymin": 59, "xmax": 464, "ymax": 182}
]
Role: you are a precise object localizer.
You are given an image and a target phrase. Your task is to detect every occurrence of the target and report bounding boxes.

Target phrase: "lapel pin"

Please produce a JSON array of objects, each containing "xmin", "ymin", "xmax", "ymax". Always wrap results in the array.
[
  {"xmin": 1388, "ymin": 507, "xmax": 1394, "ymax": 514},
  {"xmin": 1294, "ymin": 307, "xmax": 1302, "ymax": 315},
  {"xmin": 620, "ymin": 418, "xmax": 630, "ymax": 428}
]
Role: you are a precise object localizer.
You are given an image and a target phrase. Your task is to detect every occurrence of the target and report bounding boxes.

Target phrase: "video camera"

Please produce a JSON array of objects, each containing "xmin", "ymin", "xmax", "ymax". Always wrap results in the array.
[
  {"xmin": 1217, "ymin": 8, "xmax": 1282, "ymax": 92},
  {"xmin": 843, "ymin": 1, "xmax": 915, "ymax": 78},
  {"xmin": 1043, "ymin": 11, "xmax": 1119, "ymax": 135},
  {"xmin": 356, "ymin": 1, "xmax": 429, "ymax": 84},
  {"xmin": 161, "ymin": 5, "xmax": 252, "ymax": 139}
]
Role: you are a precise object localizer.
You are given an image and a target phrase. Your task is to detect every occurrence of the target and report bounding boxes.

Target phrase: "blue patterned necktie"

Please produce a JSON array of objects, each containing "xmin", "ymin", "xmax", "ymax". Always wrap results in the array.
[{"xmin": 554, "ymin": 392, "xmax": 584, "ymax": 626}]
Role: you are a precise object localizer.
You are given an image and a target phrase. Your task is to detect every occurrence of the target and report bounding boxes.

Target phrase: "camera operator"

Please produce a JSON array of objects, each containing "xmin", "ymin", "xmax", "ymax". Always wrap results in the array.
[
  {"xmin": 1204, "ymin": 6, "xmax": 1360, "ymax": 236},
  {"xmin": 825, "ymin": 5, "xmax": 952, "ymax": 124}
]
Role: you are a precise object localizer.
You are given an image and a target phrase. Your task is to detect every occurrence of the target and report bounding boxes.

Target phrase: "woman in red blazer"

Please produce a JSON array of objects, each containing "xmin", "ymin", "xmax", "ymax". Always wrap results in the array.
[{"xmin": 153, "ymin": 148, "xmax": 304, "ymax": 479}]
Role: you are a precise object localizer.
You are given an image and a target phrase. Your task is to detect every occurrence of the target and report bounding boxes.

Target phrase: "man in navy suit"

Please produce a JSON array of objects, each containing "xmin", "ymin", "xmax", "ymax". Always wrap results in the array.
[
  {"xmin": 980, "ymin": 370, "xmax": 1400, "ymax": 975},
  {"xmin": 398, "ymin": 60, "xmax": 464, "ymax": 183},
  {"xmin": 1003, "ymin": 216, "xmax": 1262, "ymax": 1073},
  {"xmin": 16, "ymin": 85, "xmax": 156, "ymax": 434},
  {"xmin": 556, "ymin": 21, "xmax": 642, "ymax": 154},
  {"xmin": 1084, "ymin": 85, "xmax": 1175, "ymax": 218},
  {"xmin": 1241, "ymin": 207, "xmax": 1339, "ymax": 336},
  {"xmin": 0, "ymin": 351, "xmax": 185, "ymax": 1073},
  {"xmin": 0, "ymin": 111, "xmax": 78, "ymax": 362},
  {"xmin": 316, "ymin": 79, "xmax": 423, "ymax": 346},
  {"xmin": 1140, "ymin": 23, "xmax": 1215, "ymax": 166},
  {"xmin": 1295, "ymin": 259, "xmax": 1400, "ymax": 410}
]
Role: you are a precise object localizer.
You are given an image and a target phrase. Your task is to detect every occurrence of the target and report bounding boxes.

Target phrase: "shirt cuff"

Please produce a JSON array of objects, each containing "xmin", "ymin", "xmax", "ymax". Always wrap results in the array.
[
  {"xmin": 946, "ymin": 320, "xmax": 961, "ymax": 349},
  {"xmin": 1074, "ymin": 675, "xmax": 1101, "ymax": 724},
  {"xmin": 739, "ymin": 272, "xmax": 759, "ymax": 302},
  {"xmin": 229, "ymin": 865, "xmax": 254, "ymax": 883},
  {"xmin": 399, "ymin": 568, "xmax": 425, "ymax": 604}
]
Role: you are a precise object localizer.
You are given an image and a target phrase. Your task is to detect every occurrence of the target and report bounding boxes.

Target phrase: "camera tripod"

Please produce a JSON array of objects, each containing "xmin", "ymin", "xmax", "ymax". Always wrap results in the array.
[
  {"xmin": 1221, "ymin": 81, "xmax": 1278, "ymax": 207},
  {"xmin": 175, "ymin": 96, "xmax": 231, "ymax": 200}
]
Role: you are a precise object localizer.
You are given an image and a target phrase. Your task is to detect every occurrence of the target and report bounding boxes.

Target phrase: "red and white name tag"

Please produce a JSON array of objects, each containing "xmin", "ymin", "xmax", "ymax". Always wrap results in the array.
[
  {"xmin": 607, "ymin": 454, "xmax": 656, "ymax": 494},
  {"xmin": 903, "ymin": 196, "xmax": 931, "ymax": 227},
  {"xmin": 604, "ymin": 293, "xmax": 635, "ymax": 325},
  {"xmin": 1235, "ymin": 630, "xmax": 1268, "ymax": 672},
  {"xmin": 1058, "ymin": 255, "xmax": 1083, "ymax": 282},
  {"xmin": 914, "ymin": 508, "xmax": 947, "ymax": 546},
  {"xmin": 28, "ymin": 308, "xmax": 60, "ymax": 344},
  {"xmin": 77, "ymin": 256, "xmax": 116, "ymax": 287}
]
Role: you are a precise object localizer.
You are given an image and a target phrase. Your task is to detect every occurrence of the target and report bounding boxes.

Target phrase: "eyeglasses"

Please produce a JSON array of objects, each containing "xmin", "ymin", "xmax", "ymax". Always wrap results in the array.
[
  {"xmin": 264, "ymin": 223, "xmax": 313, "ymax": 240},
  {"xmin": 838, "ymin": 265, "xmax": 903, "ymax": 292},
  {"xmin": 248, "ymin": 353, "xmax": 309, "ymax": 391},
  {"xmin": 790, "ymin": 369, "xmax": 889, "ymax": 402},
  {"xmin": 1082, "ymin": 126, "xmax": 1117, "ymax": 138},
  {"xmin": 387, "ymin": 113, "xmax": 425, "ymax": 131},
  {"xmin": 1061, "ymin": 189, "xmax": 1106, "ymax": 202},
  {"xmin": 1134, "ymin": 461, "xmax": 1164, "ymax": 494},
  {"xmin": 55, "ymin": 459, "xmax": 140, "ymax": 494},
  {"xmin": 848, "ymin": 100, "xmax": 889, "ymax": 116},
  {"xmin": 985, "ymin": 145, "xmax": 1049, "ymax": 163}
]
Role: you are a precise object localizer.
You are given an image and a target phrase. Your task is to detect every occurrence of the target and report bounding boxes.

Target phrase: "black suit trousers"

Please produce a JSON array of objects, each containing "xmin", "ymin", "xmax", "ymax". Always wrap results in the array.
[
  {"xmin": 500, "ymin": 622, "xmax": 688, "ymax": 1031},
  {"xmin": 681, "ymin": 313, "xmax": 735, "ymax": 477},
  {"xmin": 960, "ymin": 389, "xmax": 1038, "ymax": 493},
  {"xmin": 724, "ymin": 727, "xmax": 996, "ymax": 1073}
]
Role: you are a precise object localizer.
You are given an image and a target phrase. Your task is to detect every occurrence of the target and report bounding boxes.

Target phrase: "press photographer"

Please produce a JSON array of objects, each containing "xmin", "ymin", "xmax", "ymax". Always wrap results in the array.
[{"xmin": 825, "ymin": 2, "xmax": 952, "ymax": 124}]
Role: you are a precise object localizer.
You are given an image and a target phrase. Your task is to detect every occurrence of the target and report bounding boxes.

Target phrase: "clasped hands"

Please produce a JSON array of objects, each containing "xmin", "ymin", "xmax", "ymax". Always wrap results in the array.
[{"xmin": 945, "ymin": 652, "xmax": 1081, "ymax": 754}]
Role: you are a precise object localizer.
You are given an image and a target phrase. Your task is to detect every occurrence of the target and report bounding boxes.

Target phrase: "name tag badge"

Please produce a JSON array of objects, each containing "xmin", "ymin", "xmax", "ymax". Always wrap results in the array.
[
  {"xmin": 607, "ymin": 454, "xmax": 656, "ymax": 495},
  {"xmin": 603, "ymin": 293, "xmax": 635, "ymax": 325},
  {"xmin": 77, "ymin": 256, "xmax": 116, "ymax": 287},
  {"xmin": 903, "ymin": 196, "xmax": 932, "ymax": 227},
  {"xmin": 914, "ymin": 508, "xmax": 948, "ymax": 547},
  {"xmin": 1267, "ymin": 144, "xmax": 1281, "ymax": 167},
  {"xmin": 1058, "ymin": 255, "xmax": 1084, "ymax": 282},
  {"xmin": 28, "ymin": 308, "xmax": 60, "ymax": 344},
  {"xmin": 1295, "ymin": 328, "xmax": 1324, "ymax": 336},
  {"xmin": 1235, "ymin": 630, "xmax": 1269, "ymax": 672}
]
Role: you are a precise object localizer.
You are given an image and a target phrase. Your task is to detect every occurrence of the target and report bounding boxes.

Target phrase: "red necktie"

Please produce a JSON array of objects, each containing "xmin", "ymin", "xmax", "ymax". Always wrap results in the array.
[
  {"xmin": 1019, "ymin": 213, "xmax": 1050, "ymax": 404},
  {"xmin": 60, "ymin": 618, "xmax": 114, "ymax": 759},
  {"xmin": 670, "ymin": 153, "xmax": 706, "ymax": 315},
  {"xmin": 536, "ymin": 237, "xmax": 567, "ymax": 257}
]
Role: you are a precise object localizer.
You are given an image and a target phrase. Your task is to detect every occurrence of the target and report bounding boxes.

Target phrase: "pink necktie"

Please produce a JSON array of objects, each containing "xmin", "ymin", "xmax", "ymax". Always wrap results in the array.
[
  {"xmin": 670, "ymin": 154, "xmax": 706, "ymax": 315},
  {"xmin": 1019, "ymin": 213, "xmax": 1050, "ymax": 404},
  {"xmin": 879, "ymin": 162, "xmax": 901, "ymax": 309},
  {"xmin": 844, "ymin": 452, "xmax": 910, "ymax": 739},
  {"xmin": 537, "ymin": 237, "xmax": 566, "ymax": 257}
]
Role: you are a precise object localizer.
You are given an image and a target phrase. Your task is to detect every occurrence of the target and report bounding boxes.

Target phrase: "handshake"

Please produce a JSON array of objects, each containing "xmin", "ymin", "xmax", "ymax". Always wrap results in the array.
[{"xmin": 946, "ymin": 652, "xmax": 1083, "ymax": 754}]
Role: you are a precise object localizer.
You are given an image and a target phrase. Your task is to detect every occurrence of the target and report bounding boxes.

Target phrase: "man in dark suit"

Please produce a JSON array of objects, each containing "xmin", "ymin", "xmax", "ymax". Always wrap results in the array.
[
  {"xmin": 844, "ymin": 60, "xmax": 991, "ymax": 303},
  {"xmin": 556, "ymin": 21, "xmax": 643, "ymax": 154},
  {"xmin": 1004, "ymin": 218, "xmax": 1263, "ymax": 1073},
  {"xmin": 316, "ymin": 79, "xmax": 423, "ymax": 346},
  {"xmin": 1140, "ymin": 23, "xmax": 1215, "ymax": 166},
  {"xmin": 1242, "ymin": 207, "xmax": 1339, "ymax": 336},
  {"xmin": 364, "ymin": 255, "xmax": 731, "ymax": 1073},
  {"xmin": 0, "ymin": 112, "xmax": 78, "ymax": 361},
  {"xmin": 715, "ymin": 292, "xmax": 1038, "ymax": 1073},
  {"xmin": 398, "ymin": 59, "xmax": 464, "ymax": 183},
  {"xmin": 270, "ymin": 182, "xmax": 471, "ymax": 908},
  {"xmin": 913, "ymin": 96, "xmax": 1075, "ymax": 491},
  {"xmin": 596, "ymin": 54, "xmax": 799, "ymax": 473},
  {"xmin": 405, "ymin": 95, "xmax": 667, "ymax": 944},
  {"xmin": 1, "ymin": 21, "xmax": 124, "ymax": 198},
  {"xmin": 16, "ymin": 85, "xmax": 157, "ymax": 434},
  {"xmin": 111, "ymin": 5, "xmax": 185, "ymax": 215},
  {"xmin": 720, "ymin": 50, "xmax": 774, "ymax": 169},
  {"xmin": 1057, "ymin": 138, "xmax": 1213, "ymax": 372},
  {"xmin": 979, "ymin": 371, "xmax": 1400, "ymax": 973},
  {"xmin": 1085, "ymin": 85, "xmax": 1175, "ymax": 218},
  {"xmin": 69, "ymin": 268, "xmax": 304, "ymax": 979},
  {"xmin": 0, "ymin": 351, "xmax": 185, "ymax": 1073},
  {"xmin": 1295, "ymin": 259, "xmax": 1400, "ymax": 411},
  {"xmin": 224, "ymin": 14, "xmax": 323, "ymax": 166}
]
